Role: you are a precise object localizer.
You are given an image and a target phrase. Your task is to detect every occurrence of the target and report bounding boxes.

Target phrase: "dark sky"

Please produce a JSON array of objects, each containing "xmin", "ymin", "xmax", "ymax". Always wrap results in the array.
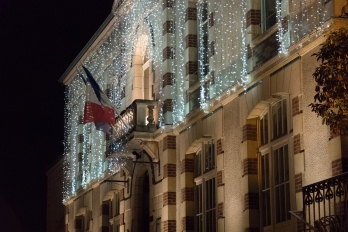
[{"xmin": 0, "ymin": 0, "xmax": 114, "ymax": 231}]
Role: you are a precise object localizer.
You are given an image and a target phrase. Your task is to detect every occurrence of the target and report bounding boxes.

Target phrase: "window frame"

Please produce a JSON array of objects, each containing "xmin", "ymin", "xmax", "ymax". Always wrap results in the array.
[
  {"xmin": 260, "ymin": 0, "xmax": 278, "ymax": 33},
  {"xmin": 194, "ymin": 139, "xmax": 217, "ymax": 232},
  {"xmin": 258, "ymin": 95, "xmax": 295, "ymax": 231}
]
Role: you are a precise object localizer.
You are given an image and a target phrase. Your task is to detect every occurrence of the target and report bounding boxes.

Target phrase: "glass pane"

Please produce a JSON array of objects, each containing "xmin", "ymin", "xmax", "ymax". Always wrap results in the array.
[
  {"xmin": 276, "ymin": 186, "xmax": 280, "ymax": 223},
  {"xmin": 265, "ymin": 153, "xmax": 269, "ymax": 189},
  {"xmin": 265, "ymin": 114, "xmax": 268, "ymax": 144},
  {"xmin": 195, "ymin": 214, "xmax": 202, "ymax": 232},
  {"xmin": 204, "ymin": 143, "xmax": 215, "ymax": 172},
  {"xmin": 280, "ymin": 184, "xmax": 285, "ymax": 222},
  {"xmin": 284, "ymin": 145, "xmax": 289, "ymax": 181},
  {"xmin": 262, "ymin": 190, "xmax": 271, "ymax": 226},
  {"xmin": 283, "ymin": 99, "xmax": 287, "ymax": 134},
  {"xmin": 274, "ymin": 149, "xmax": 279, "ymax": 185},
  {"xmin": 206, "ymin": 210, "xmax": 210, "ymax": 231},
  {"xmin": 205, "ymin": 209, "xmax": 216, "ymax": 232},
  {"xmin": 212, "ymin": 209, "xmax": 216, "ymax": 232},
  {"xmin": 262, "ymin": 154, "xmax": 270, "ymax": 190},
  {"xmin": 260, "ymin": 118, "xmax": 265, "ymax": 145},
  {"xmin": 274, "ymin": 145, "xmax": 291, "ymax": 224},
  {"xmin": 195, "ymin": 152, "xmax": 201, "ymax": 177},
  {"xmin": 261, "ymin": 155, "xmax": 265, "ymax": 190},
  {"xmin": 285, "ymin": 183, "xmax": 291, "ymax": 220},
  {"xmin": 265, "ymin": 0, "xmax": 277, "ymax": 30},
  {"xmin": 211, "ymin": 144, "xmax": 215, "ymax": 170},
  {"xmin": 212, "ymin": 178, "xmax": 215, "ymax": 206},
  {"xmin": 279, "ymin": 147, "xmax": 284, "ymax": 184},
  {"xmin": 272, "ymin": 104, "xmax": 276, "ymax": 139},
  {"xmin": 199, "ymin": 184, "xmax": 202, "ymax": 214},
  {"xmin": 206, "ymin": 180, "xmax": 210, "ymax": 209},
  {"xmin": 205, "ymin": 144, "xmax": 209, "ymax": 172},
  {"xmin": 277, "ymin": 102, "xmax": 282, "ymax": 136}
]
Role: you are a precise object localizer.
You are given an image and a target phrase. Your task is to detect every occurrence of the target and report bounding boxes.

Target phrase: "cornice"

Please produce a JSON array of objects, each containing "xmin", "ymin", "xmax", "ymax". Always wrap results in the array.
[{"xmin": 59, "ymin": 13, "xmax": 116, "ymax": 85}]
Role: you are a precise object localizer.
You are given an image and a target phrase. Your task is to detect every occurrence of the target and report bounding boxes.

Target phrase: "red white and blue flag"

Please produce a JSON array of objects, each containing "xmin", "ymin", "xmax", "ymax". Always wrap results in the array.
[{"xmin": 82, "ymin": 67, "xmax": 115, "ymax": 134}]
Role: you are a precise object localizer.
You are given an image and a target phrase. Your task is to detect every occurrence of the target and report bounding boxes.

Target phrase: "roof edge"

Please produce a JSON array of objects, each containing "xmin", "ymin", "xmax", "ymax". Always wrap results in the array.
[{"xmin": 58, "ymin": 12, "xmax": 115, "ymax": 84}]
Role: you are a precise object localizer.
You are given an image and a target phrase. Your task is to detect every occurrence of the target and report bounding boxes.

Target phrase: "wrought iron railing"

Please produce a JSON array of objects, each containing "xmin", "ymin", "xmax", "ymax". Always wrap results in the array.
[{"xmin": 302, "ymin": 172, "xmax": 348, "ymax": 231}]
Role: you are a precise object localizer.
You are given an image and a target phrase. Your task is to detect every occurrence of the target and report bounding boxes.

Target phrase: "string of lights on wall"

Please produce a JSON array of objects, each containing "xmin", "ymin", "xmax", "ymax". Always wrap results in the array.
[{"xmin": 63, "ymin": 0, "xmax": 329, "ymax": 201}]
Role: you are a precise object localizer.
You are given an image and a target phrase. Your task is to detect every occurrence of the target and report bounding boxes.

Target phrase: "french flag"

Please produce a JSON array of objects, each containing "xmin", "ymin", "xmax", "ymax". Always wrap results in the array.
[{"xmin": 82, "ymin": 67, "xmax": 115, "ymax": 134}]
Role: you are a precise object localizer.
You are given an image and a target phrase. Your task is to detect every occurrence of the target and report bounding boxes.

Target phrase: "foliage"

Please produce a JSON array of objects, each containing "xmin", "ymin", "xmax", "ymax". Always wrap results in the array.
[{"xmin": 309, "ymin": 28, "xmax": 348, "ymax": 134}]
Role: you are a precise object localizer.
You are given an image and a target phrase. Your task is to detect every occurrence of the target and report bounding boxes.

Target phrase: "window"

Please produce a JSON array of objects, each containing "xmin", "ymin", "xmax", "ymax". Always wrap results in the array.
[
  {"xmin": 194, "ymin": 140, "xmax": 216, "ymax": 232},
  {"xmin": 259, "ymin": 96, "xmax": 293, "ymax": 230},
  {"xmin": 261, "ymin": 0, "xmax": 277, "ymax": 32}
]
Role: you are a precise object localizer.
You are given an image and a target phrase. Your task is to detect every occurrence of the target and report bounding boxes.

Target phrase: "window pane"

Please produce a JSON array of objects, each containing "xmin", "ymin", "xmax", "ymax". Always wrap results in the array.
[
  {"xmin": 260, "ymin": 118, "xmax": 264, "ymax": 145},
  {"xmin": 261, "ymin": 155, "xmax": 265, "ymax": 190},
  {"xmin": 204, "ymin": 143, "xmax": 215, "ymax": 172},
  {"xmin": 195, "ymin": 184, "xmax": 203, "ymax": 232},
  {"xmin": 262, "ymin": 190, "xmax": 271, "ymax": 226},
  {"xmin": 284, "ymin": 145, "xmax": 289, "ymax": 181},
  {"xmin": 285, "ymin": 183, "xmax": 291, "ymax": 220},
  {"xmin": 272, "ymin": 104, "xmax": 277, "ymax": 139},
  {"xmin": 262, "ymin": 154, "xmax": 270, "ymax": 190},
  {"xmin": 260, "ymin": 114, "xmax": 269, "ymax": 146},
  {"xmin": 279, "ymin": 147, "xmax": 284, "ymax": 184},
  {"xmin": 283, "ymin": 99, "xmax": 287, "ymax": 134},
  {"xmin": 195, "ymin": 151, "xmax": 201, "ymax": 177},
  {"xmin": 274, "ymin": 149, "xmax": 279, "ymax": 185},
  {"xmin": 264, "ymin": 114, "xmax": 268, "ymax": 144},
  {"xmin": 205, "ymin": 178, "xmax": 216, "ymax": 232},
  {"xmin": 264, "ymin": 0, "xmax": 277, "ymax": 31},
  {"xmin": 274, "ymin": 145, "xmax": 290, "ymax": 223},
  {"xmin": 264, "ymin": 153, "xmax": 270, "ymax": 189},
  {"xmin": 277, "ymin": 102, "xmax": 282, "ymax": 136}
]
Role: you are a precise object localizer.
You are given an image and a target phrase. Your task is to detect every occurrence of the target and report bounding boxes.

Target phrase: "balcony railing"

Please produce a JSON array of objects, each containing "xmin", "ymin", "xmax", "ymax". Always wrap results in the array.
[
  {"xmin": 301, "ymin": 173, "xmax": 348, "ymax": 231},
  {"xmin": 106, "ymin": 99, "xmax": 158, "ymax": 155}
]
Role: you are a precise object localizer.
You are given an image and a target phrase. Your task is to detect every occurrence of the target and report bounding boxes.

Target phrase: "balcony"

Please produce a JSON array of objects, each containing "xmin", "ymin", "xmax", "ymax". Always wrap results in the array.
[
  {"xmin": 106, "ymin": 99, "xmax": 158, "ymax": 155},
  {"xmin": 293, "ymin": 173, "xmax": 348, "ymax": 231}
]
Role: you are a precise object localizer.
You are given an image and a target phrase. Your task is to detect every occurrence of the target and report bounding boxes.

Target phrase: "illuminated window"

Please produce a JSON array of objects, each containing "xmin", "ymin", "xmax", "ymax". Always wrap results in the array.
[{"xmin": 194, "ymin": 139, "xmax": 216, "ymax": 232}]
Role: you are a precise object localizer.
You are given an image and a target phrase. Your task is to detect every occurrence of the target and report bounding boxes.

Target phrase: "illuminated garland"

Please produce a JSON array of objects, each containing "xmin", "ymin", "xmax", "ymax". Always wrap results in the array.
[
  {"xmin": 276, "ymin": 0, "xmax": 286, "ymax": 54},
  {"xmin": 173, "ymin": 0, "xmax": 186, "ymax": 124},
  {"xmin": 288, "ymin": 0, "xmax": 327, "ymax": 47},
  {"xmin": 198, "ymin": 0, "xmax": 248, "ymax": 107}
]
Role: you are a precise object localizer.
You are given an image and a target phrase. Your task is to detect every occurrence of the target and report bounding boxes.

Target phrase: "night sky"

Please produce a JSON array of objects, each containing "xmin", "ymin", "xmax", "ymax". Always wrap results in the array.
[{"xmin": 0, "ymin": 0, "xmax": 114, "ymax": 231}]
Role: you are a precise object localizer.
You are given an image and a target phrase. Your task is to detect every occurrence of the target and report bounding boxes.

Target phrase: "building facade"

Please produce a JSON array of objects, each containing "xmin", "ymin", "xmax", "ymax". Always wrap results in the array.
[{"xmin": 59, "ymin": 0, "xmax": 348, "ymax": 231}]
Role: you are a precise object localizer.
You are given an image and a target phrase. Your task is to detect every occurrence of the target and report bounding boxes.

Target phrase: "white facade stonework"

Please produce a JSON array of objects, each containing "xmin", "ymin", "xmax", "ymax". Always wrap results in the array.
[{"xmin": 59, "ymin": 0, "xmax": 348, "ymax": 231}]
